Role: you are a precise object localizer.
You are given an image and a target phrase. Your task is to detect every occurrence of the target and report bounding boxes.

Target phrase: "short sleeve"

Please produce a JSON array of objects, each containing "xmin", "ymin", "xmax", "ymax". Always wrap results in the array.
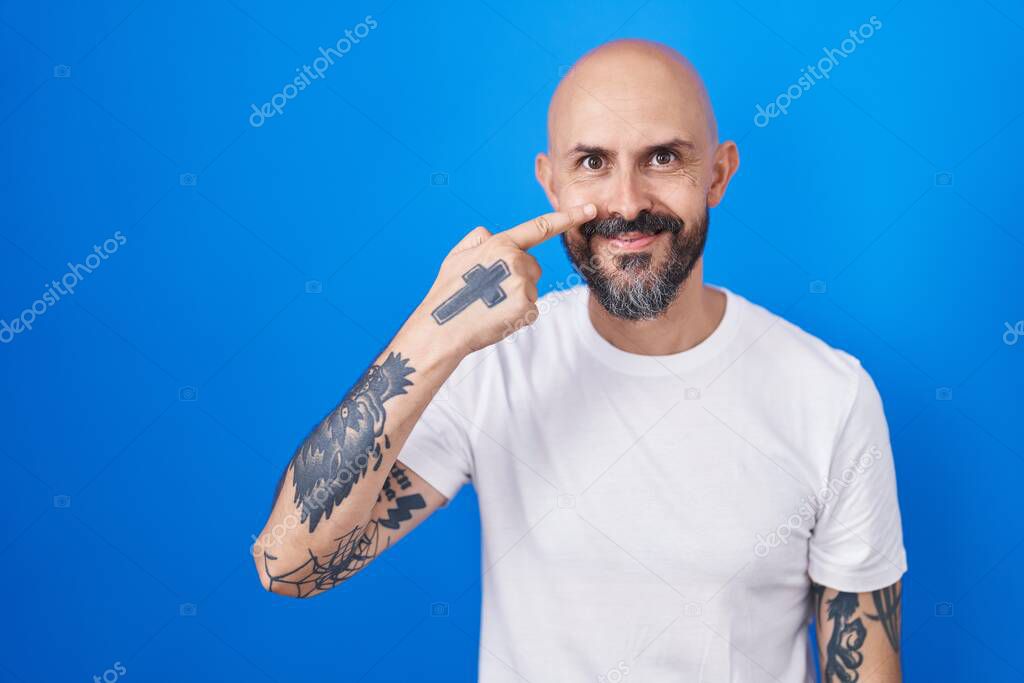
[
  {"xmin": 397, "ymin": 377, "xmax": 474, "ymax": 504},
  {"xmin": 808, "ymin": 359, "xmax": 908, "ymax": 593}
]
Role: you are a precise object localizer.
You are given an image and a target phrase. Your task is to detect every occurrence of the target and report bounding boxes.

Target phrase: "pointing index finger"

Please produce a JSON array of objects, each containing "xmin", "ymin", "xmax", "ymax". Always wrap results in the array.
[{"xmin": 500, "ymin": 203, "xmax": 596, "ymax": 250}]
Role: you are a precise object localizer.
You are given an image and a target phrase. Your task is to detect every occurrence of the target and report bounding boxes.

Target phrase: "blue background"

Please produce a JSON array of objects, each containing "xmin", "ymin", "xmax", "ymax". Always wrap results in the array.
[{"xmin": 1, "ymin": 0, "xmax": 1022, "ymax": 681}]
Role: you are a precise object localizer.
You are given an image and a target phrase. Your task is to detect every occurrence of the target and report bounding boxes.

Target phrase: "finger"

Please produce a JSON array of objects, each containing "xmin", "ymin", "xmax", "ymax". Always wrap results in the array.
[
  {"xmin": 451, "ymin": 226, "xmax": 492, "ymax": 254},
  {"xmin": 514, "ymin": 251, "xmax": 542, "ymax": 282},
  {"xmin": 500, "ymin": 203, "xmax": 596, "ymax": 250},
  {"xmin": 523, "ymin": 279, "xmax": 538, "ymax": 303}
]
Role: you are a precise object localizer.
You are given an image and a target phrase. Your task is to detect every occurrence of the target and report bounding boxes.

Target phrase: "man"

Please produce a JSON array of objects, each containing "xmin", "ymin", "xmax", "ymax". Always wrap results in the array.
[{"xmin": 253, "ymin": 39, "xmax": 907, "ymax": 682}]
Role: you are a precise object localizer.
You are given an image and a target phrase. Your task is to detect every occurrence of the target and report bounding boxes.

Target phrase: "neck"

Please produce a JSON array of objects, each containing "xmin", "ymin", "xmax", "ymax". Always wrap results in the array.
[{"xmin": 586, "ymin": 261, "xmax": 726, "ymax": 356}]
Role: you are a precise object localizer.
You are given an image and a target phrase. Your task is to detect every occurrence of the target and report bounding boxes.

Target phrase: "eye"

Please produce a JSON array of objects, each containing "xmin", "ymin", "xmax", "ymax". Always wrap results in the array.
[
  {"xmin": 582, "ymin": 155, "xmax": 604, "ymax": 170},
  {"xmin": 650, "ymin": 150, "xmax": 676, "ymax": 167}
]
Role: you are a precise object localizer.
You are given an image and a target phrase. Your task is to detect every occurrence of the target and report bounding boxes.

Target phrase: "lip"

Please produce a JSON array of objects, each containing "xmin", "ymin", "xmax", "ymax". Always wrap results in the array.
[{"xmin": 598, "ymin": 231, "xmax": 662, "ymax": 252}]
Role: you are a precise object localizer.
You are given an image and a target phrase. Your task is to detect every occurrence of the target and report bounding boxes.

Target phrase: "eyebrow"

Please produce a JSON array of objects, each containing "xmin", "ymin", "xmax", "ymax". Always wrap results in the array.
[{"xmin": 567, "ymin": 137, "xmax": 699, "ymax": 160}]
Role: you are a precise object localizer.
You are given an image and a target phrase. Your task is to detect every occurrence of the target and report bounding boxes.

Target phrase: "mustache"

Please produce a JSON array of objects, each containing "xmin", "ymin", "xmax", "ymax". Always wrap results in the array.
[{"xmin": 579, "ymin": 211, "xmax": 684, "ymax": 239}]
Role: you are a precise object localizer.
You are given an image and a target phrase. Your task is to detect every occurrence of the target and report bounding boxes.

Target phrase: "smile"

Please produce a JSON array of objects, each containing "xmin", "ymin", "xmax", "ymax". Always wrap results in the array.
[{"xmin": 600, "ymin": 231, "xmax": 662, "ymax": 252}]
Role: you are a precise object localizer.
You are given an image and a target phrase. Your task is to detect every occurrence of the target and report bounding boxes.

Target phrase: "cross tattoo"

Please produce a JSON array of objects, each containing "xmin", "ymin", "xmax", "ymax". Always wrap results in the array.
[{"xmin": 431, "ymin": 260, "xmax": 511, "ymax": 325}]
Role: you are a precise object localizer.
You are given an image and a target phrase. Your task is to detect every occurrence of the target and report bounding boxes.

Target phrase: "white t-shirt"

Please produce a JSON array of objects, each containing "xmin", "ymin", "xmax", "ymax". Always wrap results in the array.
[{"xmin": 400, "ymin": 284, "xmax": 907, "ymax": 683}]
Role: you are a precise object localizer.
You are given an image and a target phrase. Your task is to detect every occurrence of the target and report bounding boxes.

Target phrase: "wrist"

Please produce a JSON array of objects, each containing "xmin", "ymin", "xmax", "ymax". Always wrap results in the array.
[{"xmin": 392, "ymin": 307, "xmax": 468, "ymax": 376}]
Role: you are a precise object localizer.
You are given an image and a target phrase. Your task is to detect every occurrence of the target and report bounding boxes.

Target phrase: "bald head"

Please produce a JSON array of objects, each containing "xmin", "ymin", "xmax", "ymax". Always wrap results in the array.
[{"xmin": 547, "ymin": 39, "xmax": 718, "ymax": 155}]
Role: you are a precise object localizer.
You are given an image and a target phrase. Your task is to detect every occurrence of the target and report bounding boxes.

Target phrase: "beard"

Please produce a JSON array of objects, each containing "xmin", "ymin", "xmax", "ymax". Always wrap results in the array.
[{"xmin": 561, "ymin": 206, "xmax": 709, "ymax": 320}]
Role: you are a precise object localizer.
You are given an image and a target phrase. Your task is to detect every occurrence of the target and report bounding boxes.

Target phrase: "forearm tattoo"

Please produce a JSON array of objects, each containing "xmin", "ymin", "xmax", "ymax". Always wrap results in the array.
[
  {"xmin": 814, "ymin": 582, "xmax": 901, "ymax": 682},
  {"xmin": 376, "ymin": 464, "xmax": 426, "ymax": 529},
  {"xmin": 286, "ymin": 352, "xmax": 415, "ymax": 532},
  {"xmin": 431, "ymin": 260, "xmax": 510, "ymax": 324},
  {"xmin": 264, "ymin": 466, "xmax": 426, "ymax": 597},
  {"xmin": 264, "ymin": 523, "xmax": 384, "ymax": 598}
]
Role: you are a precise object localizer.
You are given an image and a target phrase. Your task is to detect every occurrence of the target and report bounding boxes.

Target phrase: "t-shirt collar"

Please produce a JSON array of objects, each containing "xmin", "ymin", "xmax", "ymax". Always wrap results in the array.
[{"xmin": 572, "ymin": 283, "xmax": 744, "ymax": 377}]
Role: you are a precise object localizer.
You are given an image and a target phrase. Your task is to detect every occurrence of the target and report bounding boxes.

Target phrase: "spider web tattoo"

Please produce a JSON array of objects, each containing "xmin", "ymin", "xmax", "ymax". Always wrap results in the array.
[{"xmin": 263, "ymin": 522, "xmax": 388, "ymax": 598}]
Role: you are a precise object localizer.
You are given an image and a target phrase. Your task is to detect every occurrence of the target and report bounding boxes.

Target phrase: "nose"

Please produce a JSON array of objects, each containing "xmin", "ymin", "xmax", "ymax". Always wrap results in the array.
[{"xmin": 603, "ymin": 167, "xmax": 654, "ymax": 221}]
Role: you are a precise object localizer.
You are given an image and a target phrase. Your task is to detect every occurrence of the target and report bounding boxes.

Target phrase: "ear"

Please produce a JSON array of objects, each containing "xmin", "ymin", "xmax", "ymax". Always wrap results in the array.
[
  {"xmin": 535, "ymin": 152, "xmax": 559, "ymax": 211},
  {"xmin": 707, "ymin": 141, "xmax": 740, "ymax": 209}
]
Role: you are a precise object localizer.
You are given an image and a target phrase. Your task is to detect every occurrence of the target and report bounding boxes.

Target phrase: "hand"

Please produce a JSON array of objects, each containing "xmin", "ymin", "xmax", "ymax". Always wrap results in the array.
[{"xmin": 411, "ymin": 203, "xmax": 596, "ymax": 356}]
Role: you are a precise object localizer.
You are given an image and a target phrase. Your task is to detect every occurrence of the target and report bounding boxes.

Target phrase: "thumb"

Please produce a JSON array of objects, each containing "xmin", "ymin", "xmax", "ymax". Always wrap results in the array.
[{"xmin": 450, "ymin": 225, "xmax": 492, "ymax": 254}]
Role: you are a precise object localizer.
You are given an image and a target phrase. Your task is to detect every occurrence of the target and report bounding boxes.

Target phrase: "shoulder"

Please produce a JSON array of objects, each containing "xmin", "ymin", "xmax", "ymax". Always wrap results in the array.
[{"xmin": 727, "ymin": 288, "xmax": 876, "ymax": 409}]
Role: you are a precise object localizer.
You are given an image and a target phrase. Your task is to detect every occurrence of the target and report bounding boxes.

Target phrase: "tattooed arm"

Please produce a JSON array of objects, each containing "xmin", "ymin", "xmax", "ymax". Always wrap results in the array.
[
  {"xmin": 812, "ymin": 581, "xmax": 902, "ymax": 682},
  {"xmin": 261, "ymin": 461, "xmax": 443, "ymax": 598},
  {"xmin": 253, "ymin": 204, "xmax": 596, "ymax": 598}
]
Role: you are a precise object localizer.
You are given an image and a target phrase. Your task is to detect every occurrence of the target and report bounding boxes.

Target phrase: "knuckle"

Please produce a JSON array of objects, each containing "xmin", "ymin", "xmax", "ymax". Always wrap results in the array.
[
  {"xmin": 495, "ymin": 245, "xmax": 521, "ymax": 264},
  {"xmin": 517, "ymin": 282, "xmax": 538, "ymax": 304},
  {"xmin": 509, "ymin": 251, "xmax": 529, "ymax": 268},
  {"xmin": 512, "ymin": 250, "xmax": 539, "ymax": 273},
  {"xmin": 527, "ymin": 254, "xmax": 542, "ymax": 275},
  {"xmin": 488, "ymin": 237, "xmax": 512, "ymax": 256},
  {"xmin": 533, "ymin": 215, "xmax": 552, "ymax": 237}
]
